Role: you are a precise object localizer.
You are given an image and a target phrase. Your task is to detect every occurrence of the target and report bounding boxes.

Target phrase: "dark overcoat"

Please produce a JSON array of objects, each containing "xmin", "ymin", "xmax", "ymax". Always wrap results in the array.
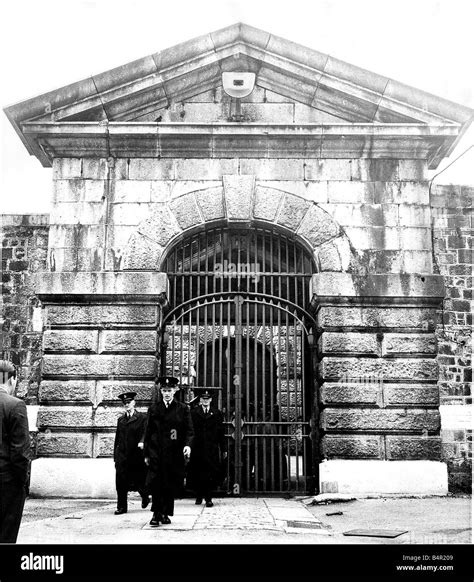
[
  {"xmin": 143, "ymin": 400, "xmax": 194, "ymax": 495},
  {"xmin": 187, "ymin": 405, "xmax": 226, "ymax": 490},
  {"xmin": 113, "ymin": 411, "xmax": 147, "ymax": 492}
]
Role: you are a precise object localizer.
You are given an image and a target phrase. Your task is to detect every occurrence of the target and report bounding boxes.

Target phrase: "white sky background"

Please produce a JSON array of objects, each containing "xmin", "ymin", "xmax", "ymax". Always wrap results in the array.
[{"xmin": 1, "ymin": 0, "xmax": 473, "ymax": 214}]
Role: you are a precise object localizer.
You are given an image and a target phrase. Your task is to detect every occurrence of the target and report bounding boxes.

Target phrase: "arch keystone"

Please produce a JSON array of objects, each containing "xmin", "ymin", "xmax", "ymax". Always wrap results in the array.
[{"xmin": 223, "ymin": 175, "xmax": 255, "ymax": 220}]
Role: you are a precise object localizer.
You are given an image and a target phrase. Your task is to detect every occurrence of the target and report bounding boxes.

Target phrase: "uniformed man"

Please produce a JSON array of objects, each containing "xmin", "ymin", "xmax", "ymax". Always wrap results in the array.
[
  {"xmin": 143, "ymin": 377, "xmax": 194, "ymax": 526},
  {"xmin": 0, "ymin": 360, "xmax": 31, "ymax": 543},
  {"xmin": 113, "ymin": 392, "xmax": 149, "ymax": 515},
  {"xmin": 187, "ymin": 388, "xmax": 227, "ymax": 507}
]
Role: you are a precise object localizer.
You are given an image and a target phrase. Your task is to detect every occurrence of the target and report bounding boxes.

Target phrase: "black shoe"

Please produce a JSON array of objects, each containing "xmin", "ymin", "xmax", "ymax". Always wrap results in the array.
[
  {"xmin": 195, "ymin": 498, "xmax": 203, "ymax": 505},
  {"xmin": 114, "ymin": 508, "xmax": 127, "ymax": 515},
  {"xmin": 205, "ymin": 500, "xmax": 214, "ymax": 508},
  {"xmin": 149, "ymin": 514, "xmax": 160, "ymax": 526},
  {"xmin": 161, "ymin": 515, "xmax": 171, "ymax": 524},
  {"xmin": 141, "ymin": 496, "xmax": 150, "ymax": 509}
]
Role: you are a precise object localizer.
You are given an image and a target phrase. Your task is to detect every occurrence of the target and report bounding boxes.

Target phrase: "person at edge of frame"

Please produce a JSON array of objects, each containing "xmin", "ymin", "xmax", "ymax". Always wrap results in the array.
[
  {"xmin": 143, "ymin": 376, "xmax": 194, "ymax": 527},
  {"xmin": 187, "ymin": 387, "xmax": 227, "ymax": 507},
  {"xmin": 0, "ymin": 360, "xmax": 31, "ymax": 543},
  {"xmin": 113, "ymin": 391, "xmax": 150, "ymax": 515}
]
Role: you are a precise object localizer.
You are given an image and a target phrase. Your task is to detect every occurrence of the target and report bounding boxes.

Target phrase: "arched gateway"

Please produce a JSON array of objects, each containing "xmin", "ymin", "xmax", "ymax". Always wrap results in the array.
[
  {"xmin": 161, "ymin": 224, "xmax": 318, "ymax": 493},
  {"xmin": 7, "ymin": 23, "xmax": 470, "ymax": 497}
]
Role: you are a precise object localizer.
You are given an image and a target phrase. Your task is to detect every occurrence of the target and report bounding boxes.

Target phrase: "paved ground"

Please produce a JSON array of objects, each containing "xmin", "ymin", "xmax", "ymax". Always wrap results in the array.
[{"xmin": 17, "ymin": 493, "xmax": 471, "ymax": 545}]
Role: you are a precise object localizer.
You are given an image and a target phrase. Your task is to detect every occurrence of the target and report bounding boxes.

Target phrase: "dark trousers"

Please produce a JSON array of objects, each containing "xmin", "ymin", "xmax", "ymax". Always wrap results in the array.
[
  {"xmin": 115, "ymin": 470, "xmax": 146, "ymax": 510},
  {"xmin": 195, "ymin": 476, "xmax": 213, "ymax": 501},
  {"xmin": 0, "ymin": 473, "xmax": 27, "ymax": 543},
  {"xmin": 151, "ymin": 485, "xmax": 175, "ymax": 517}
]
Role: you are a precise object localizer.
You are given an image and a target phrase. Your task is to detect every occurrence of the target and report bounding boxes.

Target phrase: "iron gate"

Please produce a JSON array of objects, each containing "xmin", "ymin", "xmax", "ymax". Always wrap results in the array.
[{"xmin": 160, "ymin": 226, "xmax": 317, "ymax": 494}]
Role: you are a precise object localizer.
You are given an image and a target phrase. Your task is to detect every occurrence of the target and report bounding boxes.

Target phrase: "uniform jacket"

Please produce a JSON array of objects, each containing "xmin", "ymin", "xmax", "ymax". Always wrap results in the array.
[
  {"xmin": 143, "ymin": 399, "xmax": 194, "ymax": 494},
  {"xmin": 187, "ymin": 405, "xmax": 226, "ymax": 488},
  {"xmin": 114, "ymin": 410, "xmax": 147, "ymax": 491},
  {"xmin": 0, "ymin": 387, "xmax": 31, "ymax": 486}
]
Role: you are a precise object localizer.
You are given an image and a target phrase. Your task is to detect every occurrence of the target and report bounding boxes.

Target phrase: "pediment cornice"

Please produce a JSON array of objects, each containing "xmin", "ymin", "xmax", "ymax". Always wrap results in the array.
[{"xmin": 4, "ymin": 23, "xmax": 473, "ymax": 168}]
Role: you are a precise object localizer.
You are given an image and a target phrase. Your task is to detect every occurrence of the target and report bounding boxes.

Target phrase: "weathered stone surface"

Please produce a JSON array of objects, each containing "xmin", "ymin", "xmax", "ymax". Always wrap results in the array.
[
  {"xmin": 239, "ymin": 159, "xmax": 304, "ymax": 180},
  {"xmin": 195, "ymin": 187, "xmax": 225, "ymax": 221},
  {"xmin": 47, "ymin": 248, "xmax": 77, "ymax": 272},
  {"xmin": 319, "ymin": 332, "xmax": 379, "ymax": 355},
  {"xmin": 128, "ymin": 159, "xmax": 175, "ymax": 180},
  {"xmin": 96, "ymin": 434, "xmax": 115, "ymax": 457},
  {"xmin": 296, "ymin": 205, "xmax": 340, "ymax": 247},
  {"xmin": 37, "ymin": 405, "xmax": 123, "ymax": 428},
  {"xmin": 123, "ymin": 232, "xmax": 163, "ymax": 270},
  {"xmin": 43, "ymin": 330, "xmax": 98, "ymax": 353},
  {"xmin": 311, "ymin": 273, "xmax": 445, "ymax": 299},
  {"xmin": 327, "ymin": 181, "xmax": 375, "ymax": 203},
  {"xmin": 82, "ymin": 159, "xmax": 108, "ymax": 180},
  {"xmin": 253, "ymin": 186, "xmax": 284, "ymax": 221},
  {"xmin": 76, "ymin": 248, "xmax": 104, "ymax": 271},
  {"xmin": 398, "ymin": 204, "xmax": 431, "ymax": 226},
  {"xmin": 39, "ymin": 380, "xmax": 95, "ymax": 402},
  {"xmin": 37, "ymin": 433, "xmax": 93, "ymax": 457},
  {"xmin": 386, "ymin": 436, "xmax": 442, "ymax": 460},
  {"xmin": 48, "ymin": 225, "xmax": 106, "ymax": 249},
  {"xmin": 53, "ymin": 158, "xmax": 82, "ymax": 179},
  {"xmin": 169, "ymin": 193, "xmax": 203, "ymax": 229},
  {"xmin": 45, "ymin": 305, "xmax": 158, "ymax": 326},
  {"xmin": 384, "ymin": 384, "xmax": 440, "ymax": 407},
  {"xmin": 315, "ymin": 236, "xmax": 351, "ymax": 272},
  {"xmin": 398, "ymin": 160, "xmax": 428, "ymax": 181},
  {"xmin": 223, "ymin": 175, "xmax": 255, "ymax": 220},
  {"xmin": 84, "ymin": 180, "xmax": 108, "ymax": 203},
  {"xmin": 351, "ymin": 160, "xmax": 399, "ymax": 182},
  {"xmin": 304, "ymin": 159, "xmax": 351, "ymax": 181},
  {"xmin": 320, "ymin": 382, "xmax": 381, "ymax": 406},
  {"xmin": 175, "ymin": 159, "xmax": 238, "ymax": 180},
  {"xmin": 321, "ymin": 203, "xmax": 398, "ymax": 227},
  {"xmin": 34, "ymin": 272, "xmax": 168, "ymax": 297},
  {"xmin": 53, "ymin": 179, "xmax": 85, "ymax": 203},
  {"xmin": 345, "ymin": 226, "xmax": 400, "ymax": 250},
  {"xmin": 316, "ymin": 306, "xmax": 438, "ymax": 330},
  {"xmin": 42, "ymin": 355, "xmax": 156, "ymax": 377},
  {"xmin": 257, "ymin": 181, "xmax": 327, "ymax": 204},
  {"xmin": 382, "ymin": 333, "xmax": 437, "ymax": 356},
  {"xmin": 320, "ymin": 357, "xmax": 438, "ymax": 381},
  {"xmin": 320, "ymin": 408, "xmax": 441, "ymax": 432},
  {"xmin": 321, "ymin": 435, "xmax": 384, "ymax": 459},
  {"xmin": 276, "ymin": 194, "xmax": 310, "ymax": 229},
  {"xmin": 113, "ymin": 180, "xmax": 151, "ymax": 203},
  {"xmin": 49, "ymin": 202, "xmax": 106, "ymax": 225},
  {"xmin": 99, "ymin": 330, "xmax": 157, "ymax": 353},
  {"xmin": 135, "ymin": 206, "xmax": 182, "ymax": 246},
  {"xmin": 110, "ymin": 202, "xmax": 153, "ymax": 226},
  {"xmin": 95, "ymin": 381, "xmax": 154, "ymax": 403}
]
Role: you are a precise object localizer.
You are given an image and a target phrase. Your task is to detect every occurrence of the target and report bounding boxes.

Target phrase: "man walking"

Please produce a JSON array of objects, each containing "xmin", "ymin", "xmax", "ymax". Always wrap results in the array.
[
  {"xmin": 113, "ymin": 391, "xmax": 149, "ymax": 515},
  {"xmin": 143, "ymin": 377, "xmax": 194, "ymax": 526},
  {"xmin": 0, "ymin": 360, "xmax": 31, "ymax": 543},
  {"xmin": 188, "ymin": 388, "xmax": 227, "ymax": 507}
]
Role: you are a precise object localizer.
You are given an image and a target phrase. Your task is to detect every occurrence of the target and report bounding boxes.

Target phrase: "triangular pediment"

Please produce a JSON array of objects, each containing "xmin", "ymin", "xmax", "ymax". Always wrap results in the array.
[{"xmin": 4, "ymin": 23, "xmax": 473, "ymax": 167}]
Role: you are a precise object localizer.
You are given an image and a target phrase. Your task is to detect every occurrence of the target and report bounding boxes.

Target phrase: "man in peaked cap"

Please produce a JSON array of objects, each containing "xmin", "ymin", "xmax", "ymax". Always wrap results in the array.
[
  {"xmin": 0, "ymin": 360, "xmax": 31, "ymax": 543},
  {"xmin": 113, "ymin": 391, "xmax": 149, "ymax": 515},
  {"xmin": 143, "ymin": 376, "xmax": 194, "ymax": 526},
  {"xmin": 187, "ymin": 388, "xmax": 226, "ymax": 508}
]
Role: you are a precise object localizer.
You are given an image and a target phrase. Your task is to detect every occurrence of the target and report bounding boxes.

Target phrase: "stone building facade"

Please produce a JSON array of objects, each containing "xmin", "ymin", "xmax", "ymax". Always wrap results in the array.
[{"xmin": 2, "ymin": 24, "xmax": 472, "ymax": 496}]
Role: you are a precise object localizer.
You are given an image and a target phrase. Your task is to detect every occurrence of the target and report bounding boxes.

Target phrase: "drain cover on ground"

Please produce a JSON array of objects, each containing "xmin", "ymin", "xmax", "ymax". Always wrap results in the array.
[
  {"xmin": 286, "ymin": 520, "xmax": 324, "ymax": 530},
  {"xmin": 343, "ymin": 529, "xmax": 408, "ymax": 538}
]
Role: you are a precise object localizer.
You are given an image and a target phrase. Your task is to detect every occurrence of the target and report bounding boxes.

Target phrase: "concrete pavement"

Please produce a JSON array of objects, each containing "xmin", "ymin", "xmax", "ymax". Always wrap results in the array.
[{"xmin": 17, "ymin": 493, "xmax": 472, "ymax": 545}]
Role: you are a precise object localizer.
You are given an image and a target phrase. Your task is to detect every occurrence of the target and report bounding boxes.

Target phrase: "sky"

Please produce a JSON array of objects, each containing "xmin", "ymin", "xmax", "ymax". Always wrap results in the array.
[{"xmin": 1, "ymin": 0, "xmax": 473, "ymax": 214}]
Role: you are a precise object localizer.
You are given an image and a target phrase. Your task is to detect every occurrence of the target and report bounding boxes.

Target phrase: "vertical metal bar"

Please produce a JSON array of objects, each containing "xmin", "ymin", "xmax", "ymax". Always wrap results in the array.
[
  {"xmin": 195, "ymin": 300, "xmax": 200, "ymax": 387},
  {"xmin": 261, "ymin": 298, "xmax": 266, "ymax": 492},
  {"xmin": 269, "ymin": 302, "xmax": 275, "ymax": 491},
  {"xmin": 234, "ymin": 295, "xmax": 243, "ymax": 493},
  {"xmin": 245, "ymin": 299, "xmax": 250, "ymax": 489},
  {"xmin": 293, "ymin": 312, "xmax": 299, "ymax": 490},
  {"xmin": 253, "ymin": 297, "xmax": 258, "ymax": 493}
]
